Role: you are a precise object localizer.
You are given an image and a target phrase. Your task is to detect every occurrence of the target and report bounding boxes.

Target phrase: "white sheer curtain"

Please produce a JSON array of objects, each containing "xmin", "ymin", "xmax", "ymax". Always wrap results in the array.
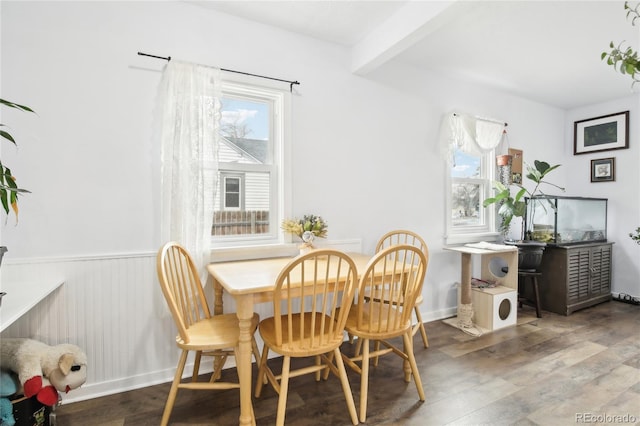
[
  {"xmin": 155, "ymin": 61, "xmax": 221, "ymax": 276},
  {"xmin": 440, "ymin": 111, "xmax": 506, "ymax": 163}
]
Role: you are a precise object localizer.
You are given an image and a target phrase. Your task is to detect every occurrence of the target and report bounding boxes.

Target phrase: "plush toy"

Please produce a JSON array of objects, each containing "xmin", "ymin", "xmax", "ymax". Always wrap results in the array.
[
  {"xmin": 0, "ymin": 338, "xmax": 87, "ymax": 407},
  {"xmin": 0, "ymin": 369, "xmax": 18, "ymax": 426}
]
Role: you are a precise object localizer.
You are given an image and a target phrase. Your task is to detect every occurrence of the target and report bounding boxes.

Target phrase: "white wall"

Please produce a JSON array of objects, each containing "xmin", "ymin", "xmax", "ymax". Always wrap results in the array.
[
  {"xmin": 565, "ymin": 95, "xmax": 640, "ymax": 296},
  {"xmin": 1, "ymin": 1, "xmax": 636, "ymax": 403}
]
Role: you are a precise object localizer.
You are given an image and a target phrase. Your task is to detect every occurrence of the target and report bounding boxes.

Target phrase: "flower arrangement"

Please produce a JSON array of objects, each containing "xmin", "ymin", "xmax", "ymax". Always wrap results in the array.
[{"xmin": 281, "ymin": 214, "xmax": 328, "ymax": 249}]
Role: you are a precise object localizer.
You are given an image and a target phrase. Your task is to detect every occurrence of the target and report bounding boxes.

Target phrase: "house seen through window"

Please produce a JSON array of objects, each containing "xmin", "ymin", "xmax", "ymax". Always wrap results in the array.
[{"xmin": 212, "ymin": 80, "xmax": 288, "ymax": 246}]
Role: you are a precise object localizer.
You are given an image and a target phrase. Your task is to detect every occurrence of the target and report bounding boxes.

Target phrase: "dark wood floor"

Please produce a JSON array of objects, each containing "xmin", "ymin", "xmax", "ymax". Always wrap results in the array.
[{"xmin": 56, "ymin": 300, "xmax": 640, "ymax": 425}]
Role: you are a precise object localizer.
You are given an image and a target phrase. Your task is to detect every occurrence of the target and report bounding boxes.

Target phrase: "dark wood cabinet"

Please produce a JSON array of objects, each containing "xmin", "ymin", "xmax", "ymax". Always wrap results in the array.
[{"xmin": 538, "ymin": 242, "xmax": 612, "ymax": 315}]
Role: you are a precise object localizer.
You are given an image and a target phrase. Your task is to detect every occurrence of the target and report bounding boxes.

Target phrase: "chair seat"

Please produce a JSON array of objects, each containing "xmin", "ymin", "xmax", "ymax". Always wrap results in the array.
[
  {"xmin": 259, "ymin": 313, "xmax": 344, "ymax": 357},
  {"xmin": 344, "ymin": 302, "xmax": 411, "ymax": 340},
  {"xmin": 177, "ymin": 313, "xmax": 259, "ymax": 350}
]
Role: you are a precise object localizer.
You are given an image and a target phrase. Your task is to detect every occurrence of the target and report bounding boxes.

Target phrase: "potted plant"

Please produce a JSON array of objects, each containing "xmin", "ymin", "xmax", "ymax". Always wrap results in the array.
[
  {"xmin": 0, "ymin": 98, "xmax": 33, "ymax": 268},
  {"xmin": 483, "ymin": 160, "xmax": 564, "ymax": 269},
  {"xmin": 1, "ymin": 98, "xmax": 32, "ymax": 221},
  {"xmin": 281, "ymin": 214, "xmax": 328, "ymax": 255}
]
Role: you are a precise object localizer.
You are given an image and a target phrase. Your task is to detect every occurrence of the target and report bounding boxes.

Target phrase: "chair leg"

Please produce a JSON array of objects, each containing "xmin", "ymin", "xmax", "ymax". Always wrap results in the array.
[
  {"xmin": 322, "ymin": 350, "xmax": 334, "ymax": 380},
  {"xmin": 359, "ymin": 338, "xmax": 370, "ymax": 423},
  {"xmin": 354, "ymin": 336, "xmax": 363, "ymax": 357},
  {"xmin": 532, "ymin": 276, "xmax": 542, "ymax": 318},
  {"xmin": 413, "ymin": 306, "xmax": 429, "ymax": 348},
  {"xmin": 402, "ymin": 338, "xmax": 412, "ymax": 383},
  {"xmin": 275, "ymin": 356, "xmax": 291, "ymax": 426},
  {"xmin": 192, "ymin": 350, "xmax": 202, "ymax": 382},
  {"xmin": 161, "ymin": 350, "xmax": 188, "ymax": 426},
  {"xmin": 403, "ymin": 333, "xmax": 425, "ymax": 401},
  {"xmin": 333, "ymin": 347, "xmax": 359, "ymax": 425},
  {"xmin": 373, "ymin": 340, "xmax": 381, "ymax": 367},
  {"xmin": 254, "ymin": 344, "xmax": 270, "ymax": 398},
  {"xmin": 315, "ymin": 355, "xmax": 322, "ymax": 381},
  {"xmin": 210, "ymin": 354, "xmax": 227, "ymax": 383},
  {"xmin": 252, "ymin": 337, "xmax": 261, "ymax": 364}
]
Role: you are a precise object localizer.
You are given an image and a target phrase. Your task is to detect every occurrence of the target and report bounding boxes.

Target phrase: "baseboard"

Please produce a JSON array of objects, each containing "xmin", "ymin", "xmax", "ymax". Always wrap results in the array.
[
  {"xmin": 611, "ymin": 292, "xmax": 640, "ymax": 305},
  {"xmin": 60, "ymin": 360, "xmax": 220, "ymax": 404}
]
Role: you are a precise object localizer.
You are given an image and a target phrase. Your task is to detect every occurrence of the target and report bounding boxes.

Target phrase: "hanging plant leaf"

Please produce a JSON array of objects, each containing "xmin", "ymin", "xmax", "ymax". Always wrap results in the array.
[
  {"xmin": 602, "ymin": 2, "xmax": 640, "ymax": 85},
  {"xmin": 0, "ymin": 98, "xmax": 34, "ymax": 220}
]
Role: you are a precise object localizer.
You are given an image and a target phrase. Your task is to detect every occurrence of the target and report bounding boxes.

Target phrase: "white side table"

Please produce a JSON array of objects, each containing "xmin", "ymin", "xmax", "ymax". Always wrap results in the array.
[
  {"xmin": 444, "ymin": 244, "xmax": 518, "ymax": 333},
  {"xmin": 0, "ymin": 280, "xmax": 64, "ymax": 332}
]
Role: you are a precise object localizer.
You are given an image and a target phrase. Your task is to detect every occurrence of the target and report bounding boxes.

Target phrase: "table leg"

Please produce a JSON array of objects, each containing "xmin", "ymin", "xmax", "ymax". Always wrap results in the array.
[
  {"xmin": 213, "ymin": 278, "xmax": 224, "ymax": 316},
  {"xmin": 235, "ymin": 295, "xmax": 256, "ymax": 426}
]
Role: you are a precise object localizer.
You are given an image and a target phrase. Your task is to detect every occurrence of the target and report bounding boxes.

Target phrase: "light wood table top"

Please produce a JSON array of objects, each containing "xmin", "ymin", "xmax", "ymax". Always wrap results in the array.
[{"xmin": 209, "ymin": 252, "xmax": 373, "ymax": 303}]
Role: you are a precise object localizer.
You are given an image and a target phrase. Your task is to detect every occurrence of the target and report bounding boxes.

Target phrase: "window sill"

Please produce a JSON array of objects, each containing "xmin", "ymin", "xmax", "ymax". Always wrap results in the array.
[
  {"xmin": 210, "ymin": 244, "xmax": 296, "ymax": 263},
  {"xmin": 209, "ymin": 238, "xmax": 363, "ymax": 263},
  {"xmin": 445, "ymin": 232, "xmax": 500, "ymax": 246}
]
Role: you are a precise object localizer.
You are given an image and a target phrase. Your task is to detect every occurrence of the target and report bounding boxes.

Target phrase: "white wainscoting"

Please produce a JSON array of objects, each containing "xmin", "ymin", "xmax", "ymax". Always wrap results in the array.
[{"xmin": 0, "ymin": 239, "xmax": 364, "ymax": 404}]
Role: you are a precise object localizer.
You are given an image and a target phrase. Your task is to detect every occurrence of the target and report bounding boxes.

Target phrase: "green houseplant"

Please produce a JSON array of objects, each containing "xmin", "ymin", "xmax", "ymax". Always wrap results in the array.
[
  {"xmin": 483, "ymin": 160, "xmax": 564, "ymax": 270},
  {"xmin": 0, "ymin": 98, "xmax": 33, "ymax": 221},
  {"xmin": 602, "ymin": 2, "xmax": 640, "ymax": 86},
  {"xmin": 484, "ymin": 160, "xmax": 564, "ymax": 240}
]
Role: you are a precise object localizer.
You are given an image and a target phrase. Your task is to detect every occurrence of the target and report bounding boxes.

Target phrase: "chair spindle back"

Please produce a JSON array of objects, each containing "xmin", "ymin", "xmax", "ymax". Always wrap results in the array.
[
  {"xmin": 272, "ymin": 249, "xmax": 358, "ymax": 352},
  {"xmin": 356, "ymin": 244, "xmax": 427, "ymax": 335},
  {"xmin": 157, "ymin": 242, "xmax": 212, "ymax": 343}
]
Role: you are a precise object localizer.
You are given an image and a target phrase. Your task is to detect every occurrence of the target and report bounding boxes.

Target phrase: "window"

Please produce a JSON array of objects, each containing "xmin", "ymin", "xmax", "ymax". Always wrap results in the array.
[
  {"xmin": 445, "ymin": 147, "xmax": 497, "ymax": 245},
  {"xmin": 212, "ymin": 79, "xmax": 290, "ymax": 248},
  {"xmin": 222, "ymin": 174, "xmax": 243, "ymax": 210},
  {"xmin": 442, "ymin": 113, "xmax": 506, "ymax": 245}
]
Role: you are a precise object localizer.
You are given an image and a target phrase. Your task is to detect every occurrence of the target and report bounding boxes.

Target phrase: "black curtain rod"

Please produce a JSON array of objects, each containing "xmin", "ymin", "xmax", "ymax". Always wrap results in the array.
[{"xmin": 137, "ymin": 51, "xmax": 300, "ymax": 92}]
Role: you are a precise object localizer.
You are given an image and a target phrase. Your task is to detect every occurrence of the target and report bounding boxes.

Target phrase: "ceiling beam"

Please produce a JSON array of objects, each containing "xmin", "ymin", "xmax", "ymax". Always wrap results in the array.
[{"xmin": 350, "ymin": 0, "xmax": 474, "ymax": 75}]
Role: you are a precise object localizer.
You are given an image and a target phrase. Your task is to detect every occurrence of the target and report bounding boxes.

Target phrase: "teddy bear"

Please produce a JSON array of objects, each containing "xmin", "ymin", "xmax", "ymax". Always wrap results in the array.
[{"xmin": 0, "ymin": 338, "xmax": 87, "ymax": 407}]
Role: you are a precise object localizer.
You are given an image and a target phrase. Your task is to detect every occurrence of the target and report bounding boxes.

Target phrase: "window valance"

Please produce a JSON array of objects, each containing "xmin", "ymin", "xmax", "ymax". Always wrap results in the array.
[{"xmin": 440, "ymin": 111, "xmax": 507, "ymax": 163}]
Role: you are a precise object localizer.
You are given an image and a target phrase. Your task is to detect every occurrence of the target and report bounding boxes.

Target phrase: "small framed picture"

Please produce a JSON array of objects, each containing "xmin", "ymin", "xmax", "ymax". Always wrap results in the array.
[
  {"xmin": 508, "ymin": 148, "xmax": 523, "ymax": 184},
  {"xmin": 591, "ymin": 157, "xmax": 615, "ymax": 182},
  {"xmin": 574, "ymin": 111, "xmax": 629, "ymax": 155}
]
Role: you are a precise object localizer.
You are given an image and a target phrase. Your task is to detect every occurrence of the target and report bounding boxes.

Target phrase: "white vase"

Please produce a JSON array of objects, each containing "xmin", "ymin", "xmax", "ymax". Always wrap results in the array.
[{"xmin": 299, "ymin": 243, "xmax": 314, "ymax": 256}]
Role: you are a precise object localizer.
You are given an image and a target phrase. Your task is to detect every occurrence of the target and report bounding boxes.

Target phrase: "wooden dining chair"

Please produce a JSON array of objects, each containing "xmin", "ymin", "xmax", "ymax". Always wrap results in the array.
[
  {"xmin": 374, "ymin": 230, "xmax": 430, "ymax": 348},
  {"xmin": 156, "ymin": 242, "xmax": 260, "ymax": 426},
  {"xmin": 254, "ymin": 249, "xmax": 359, "ymax": 426},
  {"xmin": 341, "ymin": 244, "xmax": 428, "ymax": 423}
]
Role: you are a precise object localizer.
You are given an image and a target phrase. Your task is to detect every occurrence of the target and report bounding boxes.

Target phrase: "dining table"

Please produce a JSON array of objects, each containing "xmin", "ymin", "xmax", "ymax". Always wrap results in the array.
[{"xmin": 207, "ymin": 252, "xmax": 374, "ymax": 426}]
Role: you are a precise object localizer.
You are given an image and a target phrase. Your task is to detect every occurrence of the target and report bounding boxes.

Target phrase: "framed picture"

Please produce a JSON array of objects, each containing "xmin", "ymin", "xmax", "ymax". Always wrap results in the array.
[
  {"xmin": 508, "ymin": 148, "xmax": 523, "ymax": 184},
  {"xmin": 591, "ymin": 157, "xmax": 615, "ymax": 182},
  {"xmin": 574, "ymin": 111, "xmax": 629, "ymax": 155}
]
